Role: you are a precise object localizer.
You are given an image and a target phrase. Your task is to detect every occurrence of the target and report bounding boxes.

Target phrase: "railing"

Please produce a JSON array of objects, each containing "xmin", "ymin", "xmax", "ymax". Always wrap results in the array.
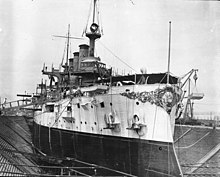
[{"xmin": 0, "ymin": 99, "xmax": 32, "ymax": 110}]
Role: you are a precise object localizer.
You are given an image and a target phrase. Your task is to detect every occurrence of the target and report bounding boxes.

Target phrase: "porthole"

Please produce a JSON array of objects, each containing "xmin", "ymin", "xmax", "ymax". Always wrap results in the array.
[
  {"xmin": 85, "ymin": 122, "xmax": 87, "ymax": 124},
  {"xmin": 136, "ymin": 102, "xmax": 139, "ymax": 105},
  {"xmin": 110, "ymin": 102, "xmax": 112, "ymax": 106},
  {"xmin": 80, "ymin": 121, "xmax": 82, "ymax": 124},
  {"xmin": 94, "ymin": 122, "xmax": 97, "ymax": 125},
  {"xmin": 91, "ymin": 105, "xmax": 93, "ymax": 108},
  {"xmin": 67, "ymin": 106, "xmax": 72, "ymax": 111},
  {"xmin": 100, "ymin": 102, "xmax": 105, "ymax": 108},
  {"xmin": 159, "ymin": 147, "xmax": 162, "ymax": 151}
]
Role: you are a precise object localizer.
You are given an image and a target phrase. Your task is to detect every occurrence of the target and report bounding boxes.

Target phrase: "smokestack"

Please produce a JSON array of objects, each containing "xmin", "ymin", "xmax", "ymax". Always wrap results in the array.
[
  {"xmin": 78, "ymin": 44, "xmax": 89, "ymax": 70},
  {"xmin": 73, "ymin": 52, "xmax": 79, "ymax": 71},
  {"xmin": 79, "ymin": 44, "xmax": 89, "ymax": 58}
]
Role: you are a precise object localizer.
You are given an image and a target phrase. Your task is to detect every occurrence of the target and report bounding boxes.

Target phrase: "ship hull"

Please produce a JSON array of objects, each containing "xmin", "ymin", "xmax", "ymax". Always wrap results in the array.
[{"xmin": 33, "ymin": 122, "xmax": 182, "ymax": 177}]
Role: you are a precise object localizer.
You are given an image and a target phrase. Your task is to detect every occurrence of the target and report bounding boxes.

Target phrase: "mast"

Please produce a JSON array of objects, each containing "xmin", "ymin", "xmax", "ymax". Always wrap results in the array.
[
  {"xmin": 167, "ymin": 21, "xmax": 171, "ymax": 84},
  {"xmin": 92, "ymin": 0, "xmax": 97, "ymax": 23},
  {"xmin": 66, "ymin": 24, "xmax": 70, "ymax": 66},
  {"xmin": 86, "ymin": 0, "xmax": 101, "ymax": 57}
]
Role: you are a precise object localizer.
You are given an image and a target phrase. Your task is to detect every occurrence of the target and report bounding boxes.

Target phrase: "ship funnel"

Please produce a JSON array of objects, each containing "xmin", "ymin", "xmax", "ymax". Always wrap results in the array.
[
  {"xmin": 79, "ymin": 44, "xmax": 89, "ymax": 70},
  {"xmin": 74, "ymin": 52, "xmax": 79, "ymax": 57},
  {"xmin": 73, "ymin": 52, "xmax": 79, "ymax": 71},
  {"xmin": 79, "ymin": 44, "xmax": 89, "ymax": 58},
  {"xmin": 69, "ymin": 58, "xmax": 73, "ymax": 70},
  {"xmin": 69, "ymin": 52, "xmax": 80, "ymax": 72}
]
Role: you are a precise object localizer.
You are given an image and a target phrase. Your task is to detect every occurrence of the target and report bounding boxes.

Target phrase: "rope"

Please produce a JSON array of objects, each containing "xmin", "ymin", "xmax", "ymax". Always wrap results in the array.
[
  {"xmin": 176, "ymin": 132, "xmax": 210, "ymax": 149},
  {"xmin": 151, "ymin": 105, "xmax": 158, "ymax": 139},
  {"xmin": 168, "ymin": 74, "xmax": 176, "ymax": 84},
  {"xmin": 98, "ymin": 41, "xmax": 137, "ymax": 73},
  {"xmin": 182, "ymin": 165, "xmax": 220, "ymax": 169},
  {"xmin": 61, "ymin": 37, "xmax": 67, "ymax": 66},
  {"xmin": 174, "ymin": 128, "xmax": 192, "ymax": 143},
  {"xmin": 0, "ymin": 170, "xmax": 90, "ymax": 177},
  {"xmin": 82, "ymin": 0, "xmax": 93, "ymax": 36},
  {"xmin": 73, "ymin": 159, "xmax": 138, "ymax": 177},
  {"xmin": 98, "ymin": 0, "xmax": 104, "ymax": 35},
  {"xmin": 182, "ymin": 161, "xmax": 220, "ymax": 166},
  {"xmin": 0, "ymin": 162, "xmax": 94, "ymax": 170},
  {"xmin": 167, "ymin": 115, "xmax": 170, "ymax": 176},
  {"xmin": 69, "ymin": 41, "xmax": 72, "ymax": 58},
  {"xmin": 94, "ymin": 97, "xmax": 100, "ymax": 134},
  {"xmin": 151, "ymin": 73, "xmax": 168, "ymax": 139},
  {"xmin": 145, "ymin": 168, "xmax": 177, "ymax": 177},
  {"xmin": 183, "ymin": 173, "xmax": 220, "ymax": 176},
  {"xmin": 49, "ymin": 99, "xmax": 72, "ymax": 128}
]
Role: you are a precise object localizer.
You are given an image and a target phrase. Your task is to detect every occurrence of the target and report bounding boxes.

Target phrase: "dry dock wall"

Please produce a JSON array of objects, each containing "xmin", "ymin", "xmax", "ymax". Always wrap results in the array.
[{"xmin": 174, "ymin": 125, "xmax": 220, "ymax": 176}]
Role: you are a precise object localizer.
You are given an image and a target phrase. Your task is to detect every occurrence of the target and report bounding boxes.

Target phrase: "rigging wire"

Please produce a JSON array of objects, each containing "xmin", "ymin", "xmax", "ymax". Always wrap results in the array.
[
  {"xmin": 51, "ymin": 99, "xmax": 72, "ymax": 128},
  {"xmin": 82, "ymin": 0, "xmax": 93, "ymax": 36},
  {"xmin": 98, "ymin": 40, "xmax": 138, "ymax": 73},
  {"xmin": 98, "ymin": 0, "xmax": 104, "ymax": 35},
  {"xmin": 69, "ymin": 41, "xmax": 72, "ymax": 58},
  {"xmin": 129, "ymin": 0, "xmax": 135, "ymax": 5},
  {"xmin": 61, "ymin": 38, "xmax": 67, "ymax": 66}
]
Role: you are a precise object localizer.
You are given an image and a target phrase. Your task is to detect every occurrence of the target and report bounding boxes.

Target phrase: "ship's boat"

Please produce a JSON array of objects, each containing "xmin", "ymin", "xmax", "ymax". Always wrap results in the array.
[{"xmin": 31, "ymin": 1, "xmax": 199, "ymax": 176}]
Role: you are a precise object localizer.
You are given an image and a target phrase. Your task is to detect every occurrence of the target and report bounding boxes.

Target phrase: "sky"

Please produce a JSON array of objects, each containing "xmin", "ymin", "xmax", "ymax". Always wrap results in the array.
[{"xmin": 0, "ymin": 0, "xmax": 220, "ymax": 112}]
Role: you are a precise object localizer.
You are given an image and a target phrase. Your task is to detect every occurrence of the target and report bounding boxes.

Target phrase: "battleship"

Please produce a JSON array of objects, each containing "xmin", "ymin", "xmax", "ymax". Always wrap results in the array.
[
  {"xmin": 30, "ymin": 1, "xmax": 200, "ymax": 177},
  {"xmin": 0, "ymin": 1, "xmax": 207, "ymax": 177}
]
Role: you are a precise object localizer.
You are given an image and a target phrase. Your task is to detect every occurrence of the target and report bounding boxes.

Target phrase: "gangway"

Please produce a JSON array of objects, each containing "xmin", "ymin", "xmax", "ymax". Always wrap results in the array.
[{"xmin": 0, "ymin": 99, "xmax": 34, "ymax": 116}]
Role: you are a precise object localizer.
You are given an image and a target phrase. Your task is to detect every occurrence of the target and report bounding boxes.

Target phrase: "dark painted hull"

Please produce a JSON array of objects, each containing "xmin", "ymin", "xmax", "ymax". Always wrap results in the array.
[{"xmin": 33, "ymin": 122, "xmax": 182, "ymax": 177}]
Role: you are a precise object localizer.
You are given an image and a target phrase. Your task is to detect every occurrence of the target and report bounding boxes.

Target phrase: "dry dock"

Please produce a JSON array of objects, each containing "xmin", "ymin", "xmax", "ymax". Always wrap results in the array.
[
  {"xmin": 0, "ymin": 116, "xmax": 40, "ymax": 176},
  {"xmin": 174, "ymin": 124, "xmax": 220, "ymax": 176},
  {"xmin": 0, "ymin": 115, "xmax": 219, "ymax": 176}
]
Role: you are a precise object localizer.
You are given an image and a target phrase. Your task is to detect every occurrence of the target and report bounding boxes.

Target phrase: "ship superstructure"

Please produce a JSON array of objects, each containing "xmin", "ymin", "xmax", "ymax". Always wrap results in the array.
[{"xmin": 32, "ymin": 1, "xmax": 193, "ymax": 176}]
